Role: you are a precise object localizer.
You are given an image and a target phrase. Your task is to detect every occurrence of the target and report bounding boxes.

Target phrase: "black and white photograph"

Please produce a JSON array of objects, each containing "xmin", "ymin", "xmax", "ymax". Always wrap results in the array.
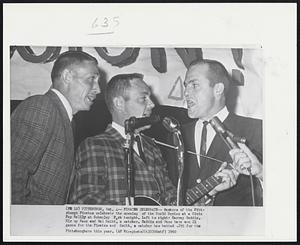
[
  {"xmin": 10, "ymin": 46, "xmax": 264, "ymax": 207},
  {"xmin": 3, "ymin": 3, "xmax": 296, "ymax": 242}
]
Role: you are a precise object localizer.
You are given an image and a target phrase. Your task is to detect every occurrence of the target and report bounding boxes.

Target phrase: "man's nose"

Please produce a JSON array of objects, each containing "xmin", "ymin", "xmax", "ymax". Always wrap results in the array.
[
  {"xmin": 148, "ymin": 98, "xmax": 155, "ymax": 109},
  {"xmin": 93, "ymin": 80, "xmax": 101, "ymax": 94},
  {"xmin": 184, "ymin": 87, "xmax": 190, "ymax": 98}
]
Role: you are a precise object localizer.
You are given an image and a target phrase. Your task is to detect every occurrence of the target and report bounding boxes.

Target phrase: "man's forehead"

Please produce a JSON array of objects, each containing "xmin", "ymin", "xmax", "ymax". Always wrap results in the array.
[
  {"xmin": 184, "ymin": 63, "xmax": 209, "ymax": 83},
  {"xmin": 188, "ymin": 63, "xmax": 209, "ymax": 76},
  {"xmin": 130, "ymin": 78, "xmax": 150, "ymax": 93},
  {"xmin": 71, "ymin": 61, "xmax": 99, "ymax": 74}
]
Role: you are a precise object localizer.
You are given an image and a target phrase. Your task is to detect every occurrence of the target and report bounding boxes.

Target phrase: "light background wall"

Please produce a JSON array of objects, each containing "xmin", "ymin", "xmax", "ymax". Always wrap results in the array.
[{"xmin": 10, "ymin": 46, "xmax": 263, "ymax": 119}]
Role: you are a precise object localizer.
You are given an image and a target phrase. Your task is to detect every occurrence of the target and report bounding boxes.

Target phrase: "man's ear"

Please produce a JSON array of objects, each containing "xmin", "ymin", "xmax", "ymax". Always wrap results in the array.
[
  {"xmin": 214, "ymin": 83, "xmax": 225, "ymax": 97},
  {"xmin": 113, "ymin": 96, "xmax": 125, "ymax": 112},
  {"xmin": 61, "ymin": 69, "xmax": 73, "ymax": 85}
]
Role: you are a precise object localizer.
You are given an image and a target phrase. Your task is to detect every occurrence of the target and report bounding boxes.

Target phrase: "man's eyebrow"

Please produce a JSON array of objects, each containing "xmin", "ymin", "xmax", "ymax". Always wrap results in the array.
[
  {"xmin": 141, "ymin": 91, "xmax": 150, "ymax": 95},
  {"xmin": 184, "ymin": 79, "xmax": 197, "ymax": 86},
  {"xmin": 89, "ymin": 73, "xmax": 98, "ymax": 77}
]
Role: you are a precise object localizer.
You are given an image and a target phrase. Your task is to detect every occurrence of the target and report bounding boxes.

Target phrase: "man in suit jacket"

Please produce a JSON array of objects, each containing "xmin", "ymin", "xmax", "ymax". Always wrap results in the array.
[
  {"xmin": 11, "ymin": 51, "xmax": 101, "ymax": 204},
  {"xmin": 182, "ymin": 59, "xmax": 263, "ymax": 206}
]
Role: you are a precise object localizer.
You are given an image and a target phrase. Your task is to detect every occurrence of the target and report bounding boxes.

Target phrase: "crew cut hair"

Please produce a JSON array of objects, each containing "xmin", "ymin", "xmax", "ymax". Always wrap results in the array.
[
  {"xmin": 189, "ymin": 59, "xmax": 231, "ymax": 94},
  {"xmin": 105, "ymin": 73, "xmax": 144, "ymax": 113},
  {"xmin": 51, "ymin": 50, "xmax": 98, "ymax": 83}
]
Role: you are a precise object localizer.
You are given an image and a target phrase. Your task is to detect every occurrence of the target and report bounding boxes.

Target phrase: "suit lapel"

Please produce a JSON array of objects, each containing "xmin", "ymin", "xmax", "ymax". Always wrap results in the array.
[
  {"xmin": 205, "ymin": 114, "xmax": 235, "ymax": 176},
  {"xmin": 138, "ymin": 135, "xmax": 154, "ymax": 169},
  {"xmin": 46, "ymin": 90, "xmax": 71, "ymax": 127},
  {"xmin": 183, "ymin": 121, "xmax": 196, "ymax": 152},
  {"xmin": 106, "ymin": 125, "xmax": 141, "ymax": 170},
  {"xmin": 45, "ymin": 90, "xmax": 74, "ymax": 154},
  {"xmin": 45, "ymin": 90, "xmax": 75, "ymax": 203},
  {"xmin": 106, "ymin": 124, "xmax": 126, "ymax": 144}
]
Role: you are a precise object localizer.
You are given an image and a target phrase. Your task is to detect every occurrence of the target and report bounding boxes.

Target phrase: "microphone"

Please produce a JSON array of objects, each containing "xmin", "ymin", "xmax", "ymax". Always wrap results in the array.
[
  {"xmin": 162, "ymin": 116, "xmax": 180, "ymax": 133},
  {"xmin": 226, "ymin": 131, "xmax": 247, "ymax": 144},
  {"xmin": 209, "ymin": 116, "xmax": 239, "ymax": 150},
  {"xmin": 209, "ymin": 116, "xmax": 251, "ymax": 170},
  {"xmin": 209, "ymin": 116, "xmax": 255, "ymax": 206},
  {"xmin": 125, "ymin": 115, "xmax": 160, "ymax": 134}
]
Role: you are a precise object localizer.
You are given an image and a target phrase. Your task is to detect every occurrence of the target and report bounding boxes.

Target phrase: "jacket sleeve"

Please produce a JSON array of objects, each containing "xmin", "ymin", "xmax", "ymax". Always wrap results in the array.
[
  {"xmin": 68, "ymin": 138, "xmax": 120, "ymax": 205},
  {"xmin": 11, "ymin": 98, "xmax": 54, "ymax": 204}
]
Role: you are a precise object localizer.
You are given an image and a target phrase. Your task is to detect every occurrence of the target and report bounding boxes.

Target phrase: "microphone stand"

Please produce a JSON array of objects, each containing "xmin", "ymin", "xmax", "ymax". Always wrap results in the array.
[
  {"xmin": 174, "ymin": 131, "xmax": 184, "ymax": 206},
  {"xmin": 124, "ymin": 121, "xmax": 135, "ymax": 206},
  {"xmin": 148, "ymin": 137, "xmax": 226, "ymax": 164}
]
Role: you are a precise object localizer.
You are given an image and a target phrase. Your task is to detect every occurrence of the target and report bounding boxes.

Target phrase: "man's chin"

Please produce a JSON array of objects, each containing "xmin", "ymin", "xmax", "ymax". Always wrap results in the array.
[
  {"xmin": 78, "ymin": 106, "xmax": 91, "ymax": 112},
  {"xmin": 187, "ymin": 110, "xmax": 197, "ymax": 119},
  {"xmin": 84, "ymin": 101, "xmax": 94, "ymax": 110}
]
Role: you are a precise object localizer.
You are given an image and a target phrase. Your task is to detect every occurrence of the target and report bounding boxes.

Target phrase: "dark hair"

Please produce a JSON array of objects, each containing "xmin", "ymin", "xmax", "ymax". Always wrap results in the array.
[
  {"xmin": 105, "ymin": 73, "xmax": 144, "ymax": 113},
  {"xmin": 51, "ymin": 51, "xmax": 98, "ymax": 83},
  {"xmin": 189, "ymin": 59, "xmax": 231, "ymax": 94}
]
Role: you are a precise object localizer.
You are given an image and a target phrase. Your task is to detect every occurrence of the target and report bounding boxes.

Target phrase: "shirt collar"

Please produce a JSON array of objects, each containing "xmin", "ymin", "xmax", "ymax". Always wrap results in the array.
[
  {"xmin": 51, "ymin": 88, "xmax": 73, "ymax": 121},
  {"xmin": 213, "ymin": 106, "xmax": 229, "ymax": 123},
  {"xmin": 197, "ymin": 106, "xmax": 229, "ymax": 124},
  {"xmin": 112, "ymin": 121, "xmax": 126, "ymax": 139}
]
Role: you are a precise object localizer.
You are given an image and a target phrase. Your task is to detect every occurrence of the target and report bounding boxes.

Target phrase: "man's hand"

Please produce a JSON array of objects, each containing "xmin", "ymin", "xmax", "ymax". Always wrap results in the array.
[
  {"xmin": 229, "ymin": 143, "xmax": 263, "ymax": 181},
  {"xmin": 209, "ymin": 162, "xmax": 239, "ymax": 196}
]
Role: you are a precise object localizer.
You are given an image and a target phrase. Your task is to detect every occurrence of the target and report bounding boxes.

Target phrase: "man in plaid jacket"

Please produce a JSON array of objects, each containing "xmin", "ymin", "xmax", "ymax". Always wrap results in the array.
[
  {"xmin": 68, "ymin": 73, "xmax": 239, "ymax": 206},
  {"xmin": 68, "ymin": 73, "xmax": 177, "ymax": 205},
  {"xmin": 11, "ymin": 51, "xmax": 101, "ymax": 204}
]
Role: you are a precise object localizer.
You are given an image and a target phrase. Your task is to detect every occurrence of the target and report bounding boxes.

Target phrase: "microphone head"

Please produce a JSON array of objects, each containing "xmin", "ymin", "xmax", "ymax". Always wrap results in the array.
[
  {"xmin": 162, "ymin": 116, "xmax": 180, "ymax": 133},
  {"xmin": 125, "ymin": 114, "xmax": 161, "ymax": 133},
  {"xmin": 209, "ymin": 116, "xmax": 226, "ymax": 134}
]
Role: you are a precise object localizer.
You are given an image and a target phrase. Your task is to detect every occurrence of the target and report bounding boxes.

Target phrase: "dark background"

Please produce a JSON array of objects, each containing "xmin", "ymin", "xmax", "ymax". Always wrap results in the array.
[
  {"xmin": 10, "ymin": 97, "xmax": 193, "ymax": 186},
  {"xmin": 10, "ymin": 81, "xmax": 240, "ymax": 186}
]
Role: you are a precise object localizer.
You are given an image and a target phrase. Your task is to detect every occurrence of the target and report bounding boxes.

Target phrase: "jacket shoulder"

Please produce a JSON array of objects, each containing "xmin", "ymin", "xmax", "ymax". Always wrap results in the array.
[
  {"xmin": 78, "ymin": 128, "xmax": 121, "ymax": 150},
  {"xmin": 229, "ymin": 113, "xmax": 262, "ymax": 128},
  {"xmin": 182, "ymin": 120, "xmax": 197, "ymax": 129},
  {"xmin": 11, "ymin": 94, "xmax": 59, "ymax": 122},
  {"xmin": 14, "ymin": 94, "xmax": 56, "ymax": 113}
]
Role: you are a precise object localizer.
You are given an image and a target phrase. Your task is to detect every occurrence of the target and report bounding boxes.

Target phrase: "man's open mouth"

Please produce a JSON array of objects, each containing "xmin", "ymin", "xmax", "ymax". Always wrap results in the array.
[
  {"xmin": 86, "ymin": 95, "xmax": 96, "ymax": 103},
  {"xmin": 186, "ymin": 100, "xmax": 195, "ymax": 109}
]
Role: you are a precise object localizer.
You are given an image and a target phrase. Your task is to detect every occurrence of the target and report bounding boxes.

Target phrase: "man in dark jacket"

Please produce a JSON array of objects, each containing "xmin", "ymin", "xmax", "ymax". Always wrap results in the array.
[{"xmin": 182, "ymin": 58, "xmax": 263, "ymax": 206}]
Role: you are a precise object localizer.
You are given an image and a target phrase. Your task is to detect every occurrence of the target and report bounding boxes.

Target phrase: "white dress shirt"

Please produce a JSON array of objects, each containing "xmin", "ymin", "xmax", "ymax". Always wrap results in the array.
[
  {"xmin": 194, "ymin": 107, "xmax": 263, "ymax": 189},
  {"xmin": 194, "ymin": 107, "xmax": 229, "ymax": 167},
  {"xmin": 51, "ymin": 88, "xmax": 73, "ymax": 121}
]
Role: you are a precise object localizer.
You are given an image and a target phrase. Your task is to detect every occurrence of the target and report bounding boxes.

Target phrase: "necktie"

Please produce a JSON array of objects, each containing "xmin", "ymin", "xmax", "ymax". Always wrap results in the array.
[
  {"xmin": 135, "ymin": 135, "xmax": 147, "ymax": 163},
  {"xmin": 187, "ymin": 121, "xmax": 209, "ymax": 187},
  {"xmin": 200, "ymin": 121, "xmax": 208, "ymax": 162}
]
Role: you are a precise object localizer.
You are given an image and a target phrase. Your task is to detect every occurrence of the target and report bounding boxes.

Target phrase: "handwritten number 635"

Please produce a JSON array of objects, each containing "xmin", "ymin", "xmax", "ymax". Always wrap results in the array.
[{"xmin": 92, "ymin": 16, "xmax": 120, "ymax": 29}]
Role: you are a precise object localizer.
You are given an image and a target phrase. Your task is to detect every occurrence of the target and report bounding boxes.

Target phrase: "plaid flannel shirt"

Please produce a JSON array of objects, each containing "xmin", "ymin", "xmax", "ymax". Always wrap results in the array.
[{"xmin": 68, "ymin": 124, "xmax": 177, "ymax": 205}]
